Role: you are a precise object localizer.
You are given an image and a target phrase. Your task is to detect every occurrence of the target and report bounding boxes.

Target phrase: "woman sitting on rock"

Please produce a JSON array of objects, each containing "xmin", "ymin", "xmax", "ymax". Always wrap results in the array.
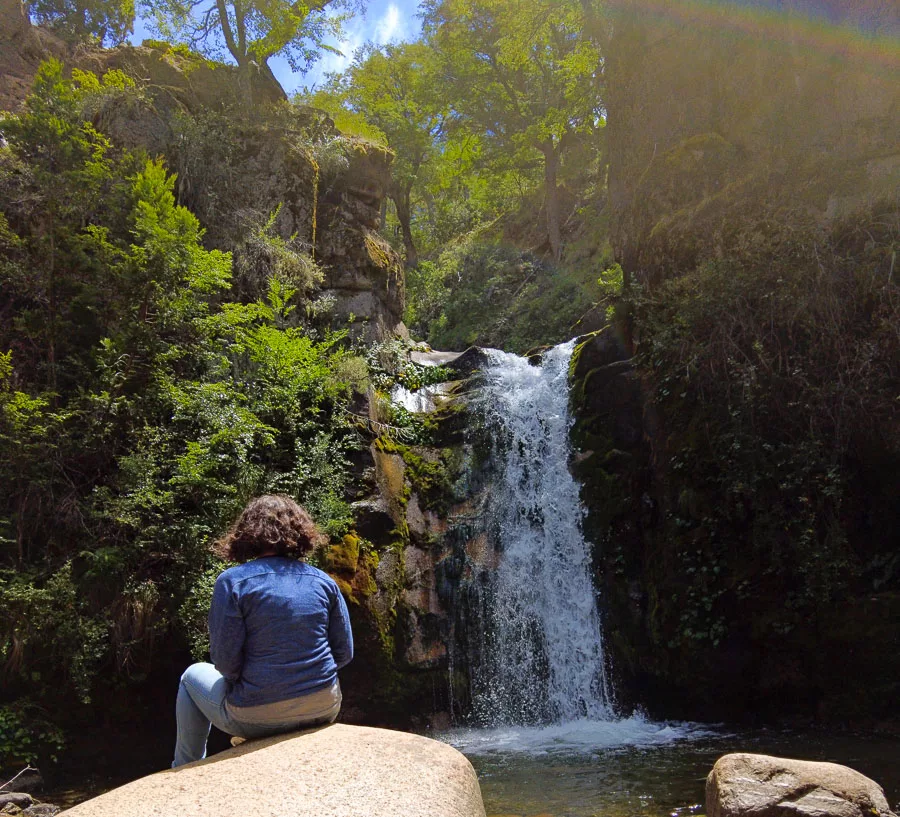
[{"xmin": 172, "ymin": 495, "xmax": 354, "ymax": 767}]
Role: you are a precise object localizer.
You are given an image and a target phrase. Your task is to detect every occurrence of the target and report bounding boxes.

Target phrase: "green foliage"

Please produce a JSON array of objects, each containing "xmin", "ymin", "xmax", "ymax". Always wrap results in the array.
[
  {"xmin": 176, "ymin": 563, "xmax": 224, "ymax": 660},
  {"xmin": 631, "ymin": 206, "xmax": 900, "ymax": 653},
  {"xmin": 233, "ymin": 207, "xmax": 324, "ymax": 302},
  {"xmin": 0, "ymin": 564, "xmax": 108, "ymax": 704},
  {"xmin": 0, "ymin": 64, "xmax": 367, "ymax": 759},
  {"xmin": 365, "ymin": 340, "xmax": 451, "ymax": 392},
  {"xmin": 0, "ymin": 703, "xmax": 66, "ymax": 768},
  {"xmin": 405, "ymin": 239, "xmax": 604, "ymax": 353},
  {"xmin": 27, "ymin": 0, "xmax": 134, "ymax": 45},
  {"xmin": 142, "ymin": 0, "xmax": 357, "ymax": 92},
  {"xmin": 422, "ymin": 0, "xmax": 604, "ymax": 258}
]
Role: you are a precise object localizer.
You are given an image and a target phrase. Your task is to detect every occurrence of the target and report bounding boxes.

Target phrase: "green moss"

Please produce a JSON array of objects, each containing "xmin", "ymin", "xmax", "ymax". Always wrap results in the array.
[
  {"xmin": 322, "ymin": 532, "xmax": 361, "ymax": 574},
  {"xmin": 333, "ymin": 575, "xmax": 356, "ymax": 603},
  {"xmin": 375, "ymin": 437, "xmax": 453, "ymax": 512},
  {"xmin": 140, "ymin": 39, "xmax": 216, "ymax": 71},
  {"xmin": 365, "ymin": 233, "xmax": 394, "ymax": 272}
]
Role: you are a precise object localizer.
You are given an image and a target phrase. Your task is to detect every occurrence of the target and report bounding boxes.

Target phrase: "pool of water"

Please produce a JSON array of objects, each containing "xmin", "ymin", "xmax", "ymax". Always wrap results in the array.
[{"xmin": 438, "ymin": 717, "xmax": 900, "ymax": 817}]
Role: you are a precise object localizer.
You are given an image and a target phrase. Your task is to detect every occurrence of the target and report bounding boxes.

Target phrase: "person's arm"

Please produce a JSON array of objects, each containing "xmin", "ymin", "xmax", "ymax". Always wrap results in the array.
[
  {"xmin": 208, "ymin": 573, "xmax": 245, "ymax": 682},
  {"xmin": 327, "ymin": 582, "xmax": 354, "ymax": 669}
]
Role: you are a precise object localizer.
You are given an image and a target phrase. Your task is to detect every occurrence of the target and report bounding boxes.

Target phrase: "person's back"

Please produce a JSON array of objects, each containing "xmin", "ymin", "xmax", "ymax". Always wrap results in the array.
[
  {"xmin": 172, "ymin": 495, "xmax": 353, "ymax": 767},
  {"xmin": 210, "ymin": 558, "xmax": 353, "ymax": 707}
]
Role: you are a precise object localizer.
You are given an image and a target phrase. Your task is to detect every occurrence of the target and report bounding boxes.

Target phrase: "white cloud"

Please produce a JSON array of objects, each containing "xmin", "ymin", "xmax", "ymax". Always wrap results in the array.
[{"xmin": 374, "ymin": 4, "xmax": 405, "ymax": 44}]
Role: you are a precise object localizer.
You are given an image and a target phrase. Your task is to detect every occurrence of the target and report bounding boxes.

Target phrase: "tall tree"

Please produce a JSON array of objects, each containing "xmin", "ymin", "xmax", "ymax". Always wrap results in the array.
[
  {"xmin": 311, "ymin": 42, "xmax": 445, "ymax": 267},
  {"xmin": 422, "ymin": 0, "xmax": 604, "ymax": 259},
  {"xmin": 143, "ymin": 0, "xmax": 357, "ymax": 94}
]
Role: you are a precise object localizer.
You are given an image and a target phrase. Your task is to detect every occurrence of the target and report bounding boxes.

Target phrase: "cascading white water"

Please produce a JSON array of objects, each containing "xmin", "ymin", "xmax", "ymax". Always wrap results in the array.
[{"xmin": 467, "ymin": 341, "xmax": 613, "ymax": 726}]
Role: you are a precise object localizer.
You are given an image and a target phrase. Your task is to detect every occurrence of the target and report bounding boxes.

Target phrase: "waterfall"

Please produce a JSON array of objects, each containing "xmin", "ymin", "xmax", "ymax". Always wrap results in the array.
[{"xmin": 464, "ymin": 341, "xmax": 614, "ymax": 726}]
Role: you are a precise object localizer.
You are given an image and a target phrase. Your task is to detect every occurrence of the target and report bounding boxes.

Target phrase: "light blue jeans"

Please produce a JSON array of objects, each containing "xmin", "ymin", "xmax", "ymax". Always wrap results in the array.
[{"xmin": 173, "ymin": 662, "xmax": 341, "ymax": 767}]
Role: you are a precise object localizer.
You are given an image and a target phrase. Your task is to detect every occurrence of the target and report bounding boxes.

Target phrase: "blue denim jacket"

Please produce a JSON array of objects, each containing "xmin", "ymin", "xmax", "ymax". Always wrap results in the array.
[{"xmin": 208, "ymin": 557, "xmax": 353, "ymax": 707}]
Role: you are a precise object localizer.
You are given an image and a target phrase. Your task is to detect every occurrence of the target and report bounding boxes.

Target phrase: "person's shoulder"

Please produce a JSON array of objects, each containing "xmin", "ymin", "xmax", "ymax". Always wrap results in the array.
[
  {"xmin": 297, "ymin": 561, "xmax": 340, "ymax": 590},
  {"xmin": 217, "ymin": 560, "xmax": 270, "ymax": 587}
]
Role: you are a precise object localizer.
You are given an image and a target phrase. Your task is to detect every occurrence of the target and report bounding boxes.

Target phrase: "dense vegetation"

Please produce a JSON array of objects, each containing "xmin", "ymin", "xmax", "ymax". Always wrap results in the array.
[
  {"xmin": 0, "ymin": 62, "xmax": 369, "ymax": 766},
  {"xmin": 573, "ymin": 205, "xmax": 900, "ymax": 720},
  {"xmin": 2, "ymin": 0, "xmax": 898, "ymax": 776}
]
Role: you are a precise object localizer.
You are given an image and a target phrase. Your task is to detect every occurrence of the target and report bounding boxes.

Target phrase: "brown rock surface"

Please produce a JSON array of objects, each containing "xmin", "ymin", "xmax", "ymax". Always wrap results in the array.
[
  {"xmin": 706, "ymin": 753, "xmax": 897, "ymax": 817},
  {"xmin": 60, "ymin": 724, "xmax": 486, "ymax": 817}
]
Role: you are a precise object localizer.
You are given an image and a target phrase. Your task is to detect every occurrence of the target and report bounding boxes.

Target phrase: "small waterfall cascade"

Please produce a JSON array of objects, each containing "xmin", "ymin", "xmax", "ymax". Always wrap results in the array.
[{"xmin": 464, "ymin": 341, "xmax": 614, "ymax": 726}]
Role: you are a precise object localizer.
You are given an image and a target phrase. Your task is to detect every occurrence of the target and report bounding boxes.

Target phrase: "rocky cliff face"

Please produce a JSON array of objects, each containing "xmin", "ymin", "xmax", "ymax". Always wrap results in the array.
[
  {"xmin": 315, "ymin": 348, "xmax": 507, "ymax": 726},
  {"xmin": 0, "ymin": 25, "xmax": 404, "ymax": 340},
  {"xmin": 0, "ymin": 0, "xmax": 65, "ymax": 109}
]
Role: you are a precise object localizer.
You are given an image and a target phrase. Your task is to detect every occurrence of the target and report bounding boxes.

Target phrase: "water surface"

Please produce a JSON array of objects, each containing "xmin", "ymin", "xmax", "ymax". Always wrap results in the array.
[{"xmin": 440, "ymin": 719, "xmax": 900, "ymax": 817}]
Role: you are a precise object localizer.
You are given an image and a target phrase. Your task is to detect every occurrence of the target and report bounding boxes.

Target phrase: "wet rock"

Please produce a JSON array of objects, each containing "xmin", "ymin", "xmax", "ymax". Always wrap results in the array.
[
  {"xmin": 571, "ymin": 328, "xmax": 629, "ymax": 380},
  {"xmin": 406, "ymin": 494, "xmax": 427, "ymax": 538},
  {"xmin": 706, "ymin": 753, "xmax": 897, "ymax": 817},
  {"xmin": 410, "ymin": 350, "xmax": 463, "ymax": 367},
  {"xmin": 428, "ymin": 711, "xmax": 452, "ymax": 731},
  {"xmin": 24, "ymin": 805, "xmax": 60, "ymax": 817},
  {"xmin": 0, "ymin": 796, "xmax": 32, "ymax": 811},
  {"xmin": 350, "ymin": 496, "xmax": 395, "ymax": 541},
  {"xmin": 444, "ymin": 348, "xmax": 492, "ymax": 379},
  {"xmin": 2, "ymin": 771, "xmax": 43, "ymax": 795},
  {"xmin": 465, "ymin": 533, "xmax": 498, "ymax": 571},
  {"xmin": 398, "ymin": 607, "xmax": 447, "ymax": 669},
  {"xmin": 372, "ymin": 447, "xmax": 407, "ymax": 527}
]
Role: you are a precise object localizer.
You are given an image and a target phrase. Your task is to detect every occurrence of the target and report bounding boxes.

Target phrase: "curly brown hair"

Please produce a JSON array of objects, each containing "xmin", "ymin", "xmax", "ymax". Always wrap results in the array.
[{"xmin": 214, "ymin": 495, "xmax": 327, "ymax": 562}]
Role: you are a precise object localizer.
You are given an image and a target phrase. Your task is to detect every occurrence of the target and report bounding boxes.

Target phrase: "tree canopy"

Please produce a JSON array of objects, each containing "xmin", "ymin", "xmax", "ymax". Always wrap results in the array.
[
  {"xmin": 142, "ymin": 0, "xmax": 357, "ymax": 92},
  {"xmin": 422, "ymin": 0, "xmax": 604, "ymax": 259},
  {"xmin": 27, "ymin": 0, "xmax": 134, "ymax": 44}
]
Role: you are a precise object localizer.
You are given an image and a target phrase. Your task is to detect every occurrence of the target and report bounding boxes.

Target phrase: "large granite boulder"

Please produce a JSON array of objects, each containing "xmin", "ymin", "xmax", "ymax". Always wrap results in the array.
[
  {"xmin": 706, "ymin": 753, "xmax": 897, "ymax": 817},
  {"xmin": 60, "ymin": 724, "xmax": 485, "ymax": 817}
]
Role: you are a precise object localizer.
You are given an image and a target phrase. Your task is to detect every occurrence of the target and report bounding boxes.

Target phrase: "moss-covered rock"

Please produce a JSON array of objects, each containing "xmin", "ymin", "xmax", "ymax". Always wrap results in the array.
[{"xmin": 323, "ymin": 533, "xmax": 362, "ymax": 574}]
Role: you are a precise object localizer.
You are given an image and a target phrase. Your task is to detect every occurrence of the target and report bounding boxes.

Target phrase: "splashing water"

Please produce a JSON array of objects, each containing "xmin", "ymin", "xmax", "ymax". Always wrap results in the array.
[{"xmin": 465, "ymin": 341, "xmax": 613, "ymax": 726}]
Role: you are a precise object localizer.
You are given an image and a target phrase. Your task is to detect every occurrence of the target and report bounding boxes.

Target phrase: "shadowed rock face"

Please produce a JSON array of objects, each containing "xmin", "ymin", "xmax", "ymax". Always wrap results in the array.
[
  {"xmin": 59, "ymin": 724, "xmax": 487, "ymax": 817},
  {"xmin": 0, "ymin": 0, "xmax": 65, "ymax": 110},
  {"xmin": 604, "ymin": 0, "xmax": 900, "ymax": 284},
  {"xmin": 706, "ymin": 753, "xmax": 897, "ymax": 817}
]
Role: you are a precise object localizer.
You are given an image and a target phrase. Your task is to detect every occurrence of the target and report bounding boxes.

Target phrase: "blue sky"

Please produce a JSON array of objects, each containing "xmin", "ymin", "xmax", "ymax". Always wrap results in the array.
[{"xmin": 132, "ymin": 0, "xmax": 423, "ymax": 95}]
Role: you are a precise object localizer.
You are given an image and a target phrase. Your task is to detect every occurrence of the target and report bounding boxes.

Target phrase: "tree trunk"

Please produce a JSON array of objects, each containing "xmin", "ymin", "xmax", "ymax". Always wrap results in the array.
[
  {"xmin": 541, "ymin": 143, "xmax": 562, "ymax": 262},
  {"xmin": 391, "ymin": 186, "xmax": 418, "ymax": 268}
]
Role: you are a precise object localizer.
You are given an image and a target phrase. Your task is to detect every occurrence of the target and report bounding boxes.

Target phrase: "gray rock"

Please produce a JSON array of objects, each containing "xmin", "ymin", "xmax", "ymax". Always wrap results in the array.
[
  {"xmin": 24, "ymin": 805, "xmax": 61, "ymax": 817},
  {"xmin": 0, "ymin": 796, "xmax": 33, "ymax": 810},
  {"xmin": 1, "ymin": 772, "xmax": 42, "ymax": 795},
  {"xmin": 706, "ymin": 753, "xmax": 897, "ymax": 817}
]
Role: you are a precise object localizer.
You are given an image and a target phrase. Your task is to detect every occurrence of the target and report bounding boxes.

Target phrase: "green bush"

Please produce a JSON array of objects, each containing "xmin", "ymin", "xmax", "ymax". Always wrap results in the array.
[
  {"xmin": 405, "ymin": 239, "xmax": 603, "ymax": 352},
  {"xmin": 632, "ymin": 203, "xmax": 900, "ymax": 652}
]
